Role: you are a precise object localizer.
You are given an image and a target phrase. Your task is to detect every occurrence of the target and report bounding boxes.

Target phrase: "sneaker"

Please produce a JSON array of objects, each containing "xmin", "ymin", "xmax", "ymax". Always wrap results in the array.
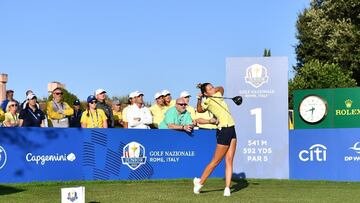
[
  {"xmin": 193, "ymin": 177, "xmax": 203, "ymax": 194},
  {"xmin": 223, "ymin": 187, "xmax": 231, "ymax": 197}
]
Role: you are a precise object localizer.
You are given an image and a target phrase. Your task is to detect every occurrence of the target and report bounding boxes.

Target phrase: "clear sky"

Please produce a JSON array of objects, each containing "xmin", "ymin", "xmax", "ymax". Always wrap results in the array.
[{"xmin": 0, "ymin": 0, "xmax": 309, "ymax": 105}]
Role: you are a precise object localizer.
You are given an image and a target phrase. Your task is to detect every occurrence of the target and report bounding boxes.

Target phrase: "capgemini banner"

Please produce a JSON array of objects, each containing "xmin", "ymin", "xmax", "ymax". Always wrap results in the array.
[
  {"xmin": 226, "ymin": 57, "xmax": 289, "ymax": 179},
  {"xmin": 0, "ymin": 128, "xmax": 223, "ymax": 183}
]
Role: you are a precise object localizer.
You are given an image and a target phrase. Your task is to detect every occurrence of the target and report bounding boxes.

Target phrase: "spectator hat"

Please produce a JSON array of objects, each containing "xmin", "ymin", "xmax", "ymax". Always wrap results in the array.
[
  {"xmin": 180, "ymin": 91, "xmax": 191, "ymax": 98},
  {"xmin": 154, "ymin": 92, "xmax": 162, "ymax": 100},
  {"xmin": 73, "ymin": 99, "xmax": 81, "ymax": 105},
  {"xmin": 87, "ymin": 95, "xmax": 97, "ymax": 103},
  {"xmin": 95, "ymin": 89, "xmax": 106, "ymax": 95},
  {"xmin": 161, "ymin": 90, "xmax": 171, "ymax": 96}
]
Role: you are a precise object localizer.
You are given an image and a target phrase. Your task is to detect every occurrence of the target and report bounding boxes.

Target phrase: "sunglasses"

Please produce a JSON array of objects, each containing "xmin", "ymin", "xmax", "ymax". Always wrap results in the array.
[
  {"xmin": 176, "ymin": 103, "xmax": 187, "ymax": 107},
  {"xmin": 90, "ymin": 101, "xmax": 97, "ymax": 104},
  {"xmin": 10, "ymin": 104, "xmax": 18, "ymax": 107},
  {"xmin": 54, "ymin": 92, "xmax": 63, "ymax": 95}
]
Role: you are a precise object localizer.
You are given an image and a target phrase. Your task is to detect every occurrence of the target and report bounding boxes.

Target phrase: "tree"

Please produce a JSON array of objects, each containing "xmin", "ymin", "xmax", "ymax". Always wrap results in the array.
[
  {"xmin": 294, "ymin": 0, "xmax": 360, "ymax": 83},
  {"xmin": 263, "ymin": 48, "xmax": 271, "ymax": 57},
  {"xmin": 288, "ymin": 60, "xmax": 357, "ymax": 108}
]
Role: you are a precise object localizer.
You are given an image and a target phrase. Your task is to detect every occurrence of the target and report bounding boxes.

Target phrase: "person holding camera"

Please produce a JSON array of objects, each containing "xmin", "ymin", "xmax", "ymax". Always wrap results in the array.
[
  {"xmin": 193, "ymin": 83, "xmax": 237, "ymax": 197},
  {"xmin": 158, "ymin": 97, "xmax": 193, "ymax": 132}
]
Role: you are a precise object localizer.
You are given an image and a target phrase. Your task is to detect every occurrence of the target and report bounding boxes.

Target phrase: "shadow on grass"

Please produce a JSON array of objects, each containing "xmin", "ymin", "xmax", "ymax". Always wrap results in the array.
[
  {"xmin": 201, "ymin": 173, "xmax": 249, "ymax": 194},
  {"xmin": 0, "ymin": 185, "xmax": 25, "ymax": 196}
]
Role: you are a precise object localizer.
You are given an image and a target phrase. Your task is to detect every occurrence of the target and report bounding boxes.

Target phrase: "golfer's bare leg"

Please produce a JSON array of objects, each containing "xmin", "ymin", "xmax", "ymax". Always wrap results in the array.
[
  {"xmin": 225, "ymin": 139, "xmax": 237, "ymax": 188},
  {"xmin": 199, "ymin": 144, "xmax": 229, "ymax": 185}
]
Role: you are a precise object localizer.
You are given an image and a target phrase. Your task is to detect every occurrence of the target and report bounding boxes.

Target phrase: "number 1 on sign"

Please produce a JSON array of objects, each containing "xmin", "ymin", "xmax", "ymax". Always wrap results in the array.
[{"xmin": 250, "ymin": 108, "xmax": 262, "ymax": 134}]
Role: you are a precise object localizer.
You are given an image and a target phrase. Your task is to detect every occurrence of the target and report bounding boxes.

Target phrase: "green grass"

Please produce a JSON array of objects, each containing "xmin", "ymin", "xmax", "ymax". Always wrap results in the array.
[{"xmin": 1, "ymin": 178, "xmax": 360, "ymax": 203}]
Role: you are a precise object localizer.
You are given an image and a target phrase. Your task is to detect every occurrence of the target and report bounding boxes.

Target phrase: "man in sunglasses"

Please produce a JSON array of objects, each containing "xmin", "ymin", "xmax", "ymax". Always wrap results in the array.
[
  {"xmin": 158, "ymin": 97, "xmax": 193, "ymax": 132},
  {"xmin": 46, "ymin": 87, "xmax": 74, "ymax": 127}
]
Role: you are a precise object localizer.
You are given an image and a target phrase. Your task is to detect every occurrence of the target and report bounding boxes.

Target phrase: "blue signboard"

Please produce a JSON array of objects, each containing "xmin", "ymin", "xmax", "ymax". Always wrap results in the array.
[
  {"xmin": 226, "ymin": 57, "xmax": 289, "ymax": 179},
  {"xmin": 290, "ymin": 129, "xmax": 360, "ymax": 181},
  {"xmin": 0, "ymin": 128, "xmax": 224, "ymax": 183}
]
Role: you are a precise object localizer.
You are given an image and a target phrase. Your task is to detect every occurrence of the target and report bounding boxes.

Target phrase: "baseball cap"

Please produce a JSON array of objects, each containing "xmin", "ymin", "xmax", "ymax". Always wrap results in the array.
[
  {"xmin": 27, "ymin": 93, "xmax": 37, "ymax": 100},
  {"xmin": 129, "ymin": 91, "xmax": 137, "ymax": 98},
  {"xmin": 87, "ymin": 95, "xmax": 97, "ymax": 103},
  {"xmin": 73, "ymin": 99, "xmax": 81, "ymax": 105},
  {"xmin": 6, "ymin": 89, "xmax": 14, "ymax": 93},
  {"xmin": 113, "ymin": 100, "xmax": 120, "ymax": 105},
  {"xmin": 154, "ymin": 92, "xmax": 162, "ymax": 100},
  {"xmin": 95, "ymin": 89, "xmax": 106, "ymax": 95},
  {"xmin": 180, "ymin": 91, "xmax": 191, "ymax": 98},
  {"xmin": 161, "ymin": 90, "xmax": 171, "ymax": 96},
  {"xmin": 133, "ymin": 91, "xmax": 144, "ymax": 97}
]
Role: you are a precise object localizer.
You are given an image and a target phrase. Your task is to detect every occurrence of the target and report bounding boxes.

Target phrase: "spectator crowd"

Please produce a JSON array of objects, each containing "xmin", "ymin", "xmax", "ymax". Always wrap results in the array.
[{"xmin": 0, "ymin": 87, "xmax": 219, "ymax": 131}]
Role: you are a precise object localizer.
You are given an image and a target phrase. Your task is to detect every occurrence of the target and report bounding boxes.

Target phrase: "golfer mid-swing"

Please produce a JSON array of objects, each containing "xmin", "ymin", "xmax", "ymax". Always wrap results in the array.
[{"xmin": 193, "ymin": 83, "xmax": 237, "ymax": 197}]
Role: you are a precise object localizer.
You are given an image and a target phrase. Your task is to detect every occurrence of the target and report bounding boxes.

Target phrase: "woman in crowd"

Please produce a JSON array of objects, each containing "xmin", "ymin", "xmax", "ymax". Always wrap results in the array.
[
  {"xmin": 18, "ymin": 94, "xmax": 45, "ymax": 127},
  {"xmin": 3, "ymin": 100, "xmax": 20, "ymax": 127},
  {"xmin": 80, "ymin": 95, "xmax": 108, "ymax": 128}
]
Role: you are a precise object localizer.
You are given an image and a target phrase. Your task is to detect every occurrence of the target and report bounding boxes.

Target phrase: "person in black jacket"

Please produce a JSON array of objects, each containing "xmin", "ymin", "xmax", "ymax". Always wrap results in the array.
[{"xmin": 69, "ymin": 99, "xmax": 83, "ymax": 127}]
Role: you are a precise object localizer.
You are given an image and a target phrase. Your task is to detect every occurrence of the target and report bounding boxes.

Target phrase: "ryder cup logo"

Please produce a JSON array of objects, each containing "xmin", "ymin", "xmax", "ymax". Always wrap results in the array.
[
  {"xmin": 121, "ymin": 142, "xmax": 147, "ymax": 170},
  {"xmin": 0, "ymin": 146, "xmax": 7, "ymax": 169},
  {"xmin": 245, "ymin": 64, "xmax": 269, "ymax": 88},
  {"xmin": 67, "ymin": 191, "xmax": 78, "ymax": 202}
]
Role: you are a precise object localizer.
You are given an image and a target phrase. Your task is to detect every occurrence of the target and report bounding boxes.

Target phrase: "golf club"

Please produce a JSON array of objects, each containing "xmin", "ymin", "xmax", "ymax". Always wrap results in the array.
[{"xmin": 206, "ymin": 95, "xmax": 243, "ymax": 106}]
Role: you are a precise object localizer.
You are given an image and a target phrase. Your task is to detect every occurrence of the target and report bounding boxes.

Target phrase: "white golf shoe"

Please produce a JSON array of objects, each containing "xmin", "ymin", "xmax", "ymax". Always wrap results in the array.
[
  {"xmin": 223, "ymin": 187, "xmax": 231, "ymax": 197},
  {"xmin": 193, "ymin": 177, "xmax": 203, "ymax": 194}
]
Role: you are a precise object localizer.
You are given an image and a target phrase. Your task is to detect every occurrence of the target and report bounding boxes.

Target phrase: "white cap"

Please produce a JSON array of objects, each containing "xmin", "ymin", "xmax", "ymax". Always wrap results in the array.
[
  {"xmin": 95, "ymin": 88, "xmax": 106, "ymax": 95},
  {"xmin": 129, "ymin": 91, "xmax": 143, "ymax": 98},
  {"xmin": 27, "ymin": 93, "xmax": 37, "ymax": 100},
  {"xmin": 154, "ymin": 92, "xmax": 162, "ymax": 100},
  {"xmin": 161, "ymin": 89, "xmax": 171, "ymax": 96},
  {"xmin": 133, "ymin": 91, "xmax": 144, "ymax": 97},
  {"xmin": 179, "ymin": 91, "xmax": 191, "ymax": 98}
]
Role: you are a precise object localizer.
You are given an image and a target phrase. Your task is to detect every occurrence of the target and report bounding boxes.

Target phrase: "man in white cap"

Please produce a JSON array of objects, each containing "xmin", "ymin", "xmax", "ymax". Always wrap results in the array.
[
  {"xmin": 122, "ymin": 91, "xmax": 137, "ymax": 128},
  {"xmin": 179, "ymin": 91, "xmax": 196, "ymax": 120},
  {"xmin": 95, "ymin": 88, "xmax": 114, "ymax": 128},
  {"xmin": 149, "ymin": 92, "xmax": 165, "ymax": 128},
  {"xmin": 161, "ymin": 89, "xmax": 176, "ymax": 113},
  {"xmin": 126, "ymin": 91, "xmax": 152, "ymax": 129}
]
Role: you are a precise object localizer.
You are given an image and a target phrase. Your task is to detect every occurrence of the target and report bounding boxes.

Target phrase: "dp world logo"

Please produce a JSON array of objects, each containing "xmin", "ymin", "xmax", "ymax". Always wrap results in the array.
[
  {"xmin": 121, "ymin": 142, "xmax": 147, "ymax": 170},
  {"xmin": 245, "ymin": 64, "xmax": 269, "ymax": 88},
  {"xmin": 0, "ymin": 146, "xmax": 7, "ymax": 169},
  {"xmin": 349, "ymin": 142, "xmax": 360, "ymax": 154}
]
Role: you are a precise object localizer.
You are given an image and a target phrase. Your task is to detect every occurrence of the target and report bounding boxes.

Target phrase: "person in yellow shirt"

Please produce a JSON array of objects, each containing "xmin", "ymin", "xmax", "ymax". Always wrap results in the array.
[
  {"xmin": 193, "ymin": 83, "xmax": 237, "ymax": 197},
  {"xmin": 3, "ymin": 101, "xmax": 19, "ymax": 127},
  {"xmin": 149, "ymin": 92, "xmax": 165, "ymax": 128},
  {"xmin": 112, "ymin": 100, "xmax": 123, "ymax": 128},
  {"xmin": 81, "ymin": 95, "xmax": 108, "ymax": 128},
  {"xmin": 0, "ymin": 107, "xmax": 4, "ymax": 122},
  {"xmin": 47, "ymin": 88, "xmax": 74, "ymax": 127},
  {"xmin": 161, "ymin": 89, "xmax": 176, "ymax": 113}
]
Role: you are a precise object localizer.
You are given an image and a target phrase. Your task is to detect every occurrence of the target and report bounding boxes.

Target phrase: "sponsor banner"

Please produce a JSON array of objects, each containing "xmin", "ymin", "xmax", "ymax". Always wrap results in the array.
[
  {"xmin": 226, "ymin": 57, "xmax": 289, "ymax": 179},
  {"xmin": 0, "ymin": 128, "xmax": 83, "ymax": 183},
  {"xmin": 0, "ymin": 128, "xmax": 223, "ymax": 183},
  {"xmin": 82, "ymin": 129, "xmax": 222, "ymax": 180},
  {"xmin": 290, "ymin": 128, "xmax": 360, "ymax": 181}
]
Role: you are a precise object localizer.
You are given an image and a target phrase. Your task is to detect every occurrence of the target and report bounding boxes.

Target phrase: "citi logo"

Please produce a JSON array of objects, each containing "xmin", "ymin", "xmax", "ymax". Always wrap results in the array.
[{"xmin": 299, "ymin": 144, "xmax": 327, "ymax": 162}]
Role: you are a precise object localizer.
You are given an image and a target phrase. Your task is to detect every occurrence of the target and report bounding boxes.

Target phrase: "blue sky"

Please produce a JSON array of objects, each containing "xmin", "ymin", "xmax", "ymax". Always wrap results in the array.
[{"xmin": 0, "ymin": 0, "xmax": 309, "ymax": 105}]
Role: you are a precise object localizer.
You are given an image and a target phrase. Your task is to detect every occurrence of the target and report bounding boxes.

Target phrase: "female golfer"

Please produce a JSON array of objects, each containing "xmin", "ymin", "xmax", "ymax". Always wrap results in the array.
[{"xmin": 193, "ymin": 83, "xmax": 237, "ymax": 197}]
